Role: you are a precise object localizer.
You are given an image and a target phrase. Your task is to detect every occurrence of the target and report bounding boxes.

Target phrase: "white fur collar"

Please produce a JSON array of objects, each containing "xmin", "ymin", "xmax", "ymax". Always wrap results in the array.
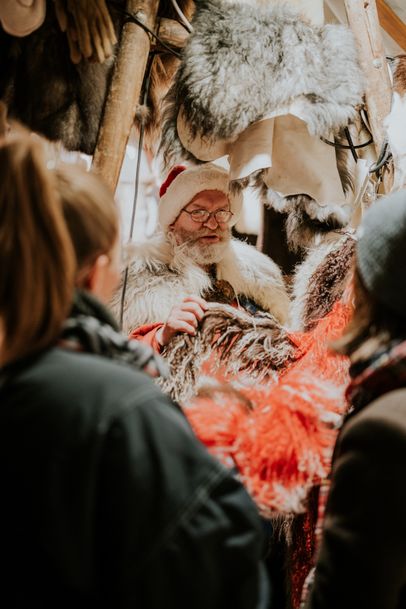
[{"xmin": 115, "ymin": 232, "xmax": 289, "ymax": 333}]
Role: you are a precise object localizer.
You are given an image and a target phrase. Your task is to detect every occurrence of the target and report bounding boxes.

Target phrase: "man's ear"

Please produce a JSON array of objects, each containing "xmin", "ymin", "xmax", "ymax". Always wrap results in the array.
[{"xmin": 86, "ymin": 254, "xmax": 110, "ymax": 295}]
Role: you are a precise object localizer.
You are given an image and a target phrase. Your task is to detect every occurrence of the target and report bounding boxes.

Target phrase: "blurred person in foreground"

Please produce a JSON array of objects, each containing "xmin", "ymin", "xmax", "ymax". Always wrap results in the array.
[
  {"xmin": 0, "ymin": 132, "xmax": 269, "ymax": 609},
  {"xmin": 304, "ymin": 189, "xmax": 406, "ymax": 609}
]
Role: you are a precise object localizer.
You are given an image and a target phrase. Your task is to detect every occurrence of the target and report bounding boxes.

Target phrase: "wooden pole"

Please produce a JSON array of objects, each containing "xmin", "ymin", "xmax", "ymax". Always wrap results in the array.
[
  {"xmin": 154, "ymin": 17, "xmax": 189, "ymax": 49},
  {"xmin": 344, "ymin": 0, "xmax": 392, "ymax": 155},
  {"xmin": 92, "ymin": 0, "xmax": 160, "ymax": 192},
  {"xmin": 376, "ymin": 0, "xmax": 406, "ymax": 52}
]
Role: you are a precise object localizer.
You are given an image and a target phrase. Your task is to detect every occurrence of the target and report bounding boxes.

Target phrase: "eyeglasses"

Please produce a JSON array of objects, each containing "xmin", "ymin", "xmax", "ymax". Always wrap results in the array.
[{"xmin": 181, "ymin": 209, "xmax": 234, "ymax": 225}]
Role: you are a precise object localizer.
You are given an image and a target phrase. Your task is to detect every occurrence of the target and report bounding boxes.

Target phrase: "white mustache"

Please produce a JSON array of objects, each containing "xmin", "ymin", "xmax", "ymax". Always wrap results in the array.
[{"xmin": 195, "ymin": 229, "xmax": 224, "ymax": 239}]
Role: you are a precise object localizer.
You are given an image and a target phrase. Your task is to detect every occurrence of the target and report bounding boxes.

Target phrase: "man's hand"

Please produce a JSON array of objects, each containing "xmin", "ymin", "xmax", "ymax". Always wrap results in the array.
[{"xmin": 156, "ymin": 296, "xmax": 208, "ymax": 347}]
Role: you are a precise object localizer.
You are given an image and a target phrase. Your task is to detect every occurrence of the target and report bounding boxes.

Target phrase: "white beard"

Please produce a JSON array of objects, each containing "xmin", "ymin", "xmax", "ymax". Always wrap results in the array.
[
  {"xmin": 186, "ymin": 239, "xmax": 230, "ymax": 264},
  {"xmin": 169, "ymin": 228, "xmax": 232, "ymax": 265}
]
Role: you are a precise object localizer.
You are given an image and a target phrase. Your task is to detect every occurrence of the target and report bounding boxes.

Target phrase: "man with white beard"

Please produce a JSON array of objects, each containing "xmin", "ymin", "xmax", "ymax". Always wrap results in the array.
[{"xmin": 118, "ymin": 163, "xmax": 289, "ymax": 351}]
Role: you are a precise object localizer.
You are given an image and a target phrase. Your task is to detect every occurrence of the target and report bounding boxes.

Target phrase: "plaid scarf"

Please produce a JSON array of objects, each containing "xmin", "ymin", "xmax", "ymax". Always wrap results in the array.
[
  {"xmin": 346, "ymin": 338, "xmax": 406, "ymax": 412},
  {"xmin": 301, "ymin": 337, "xmax": 406, "ymax": 606}
]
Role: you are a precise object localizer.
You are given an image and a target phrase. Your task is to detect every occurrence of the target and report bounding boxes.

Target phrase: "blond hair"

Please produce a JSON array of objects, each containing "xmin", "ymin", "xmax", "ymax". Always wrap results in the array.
[
  {"xmin": 55, "ymin": 165, "xmax": 119, "ymax": 287},
  {"xmin": 0, "ymin": 135, "xmax": 75, "ymax": 364}
]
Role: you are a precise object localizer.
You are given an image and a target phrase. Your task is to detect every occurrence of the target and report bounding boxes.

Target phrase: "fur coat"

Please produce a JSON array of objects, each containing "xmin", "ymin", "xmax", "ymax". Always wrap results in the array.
[{"xmin": 116, "ymin": 233, "xmax": 290, "ymax": 334}]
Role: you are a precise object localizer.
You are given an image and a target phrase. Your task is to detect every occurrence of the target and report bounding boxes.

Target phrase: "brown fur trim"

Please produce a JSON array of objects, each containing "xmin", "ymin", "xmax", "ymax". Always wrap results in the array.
[
  {"xmin": 143, "ymin": 55, "xmax": 182, "ymax": 151},
  {"xmin": 393, "ymin": 55, "xmax": 406, "ymax": 95},
  {"xmin": 303, "ymin": 236, "xmax": 355, "ymax": 330},
  {"xmin": 158, "ymin": 303, "xmax": 297, "ymax": 402}
]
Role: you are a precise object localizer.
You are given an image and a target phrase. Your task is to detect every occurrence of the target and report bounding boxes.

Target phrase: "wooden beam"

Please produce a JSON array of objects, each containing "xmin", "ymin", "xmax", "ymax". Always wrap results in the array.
[
  {"xmin": 344, "ymin": 0, "xmax": 393, "ymax": 156},
  {"xmin": 92, "ymin": 0, "xmax": 160, "ymax": 192},
  {"xmin": 376, "ymin": 0, "xmax": 406, "ymax": 51}
]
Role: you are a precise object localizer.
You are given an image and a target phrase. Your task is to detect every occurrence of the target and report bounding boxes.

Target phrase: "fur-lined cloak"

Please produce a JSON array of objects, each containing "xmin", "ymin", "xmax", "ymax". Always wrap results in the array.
[{"xmin": 116, "ymin": 233, "xmax": 290, "ymax": 334}]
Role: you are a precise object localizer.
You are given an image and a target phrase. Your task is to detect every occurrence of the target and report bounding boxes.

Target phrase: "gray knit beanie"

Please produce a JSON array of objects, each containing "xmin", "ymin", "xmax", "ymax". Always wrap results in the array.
[{"xmin": 356, "ymin": 189, "xmax": 406, "ymax": 318}]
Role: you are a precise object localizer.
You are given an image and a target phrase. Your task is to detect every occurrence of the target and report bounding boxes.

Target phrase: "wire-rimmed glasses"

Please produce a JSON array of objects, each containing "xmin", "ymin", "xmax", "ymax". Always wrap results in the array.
[{"xmin": 181, "ymin": 209, "xmax": 234, "ymax": 225}]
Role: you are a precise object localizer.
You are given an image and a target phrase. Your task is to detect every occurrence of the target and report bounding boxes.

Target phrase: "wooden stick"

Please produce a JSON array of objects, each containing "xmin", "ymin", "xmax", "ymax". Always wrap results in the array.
[
  {"xmin": 92, "ymin": 0, "xmax": 160, "ymax": 192},
  {"xmin": 376, "ymin": 0, "xmax": 406, "ymax": 52},
  {"xmin": 154, "ymin": 17, "xmax": 189, "ymax": 49},
  {"xmin": 344, "ymin": 0, "xmax": 392, "ymax": 156}
]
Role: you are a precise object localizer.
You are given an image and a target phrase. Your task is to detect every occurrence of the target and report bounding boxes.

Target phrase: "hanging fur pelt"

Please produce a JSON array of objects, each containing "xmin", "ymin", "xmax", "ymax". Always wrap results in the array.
[
  {"xmin": 0, "ymin": 1, "xmax": 123, "ymax": 154},
  {"xmin": 141, "ymin": 0, "xmax": 195, "ymax": 150},
  {"xmin": 0, "ymin": 0, "xmax": 194, "ymax": 154},
  {"xmin": 158, "ymin": 303, "xmax": 297, "ymax": 403},
  {"xmin": 289, "ymin": 233, "xmax": 356, "ymax": 332},
  {"xmin": 256, "ymin": 178, "xmax": 352, "ymax": 254},
  {"xmin": 186, "ymin": 369, "xmax": 345, "ymax": 515},
  {"xmin": 160, "ymin": 0, "xmax": 364, "ymax": 167},
  {"xmin": 183, "ymin": 299, "xmax": 353, "ymax": 516}
]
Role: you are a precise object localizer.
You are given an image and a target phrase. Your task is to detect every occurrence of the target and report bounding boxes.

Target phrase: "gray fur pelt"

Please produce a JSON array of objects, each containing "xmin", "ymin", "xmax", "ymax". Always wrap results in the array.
[
  {"xmin": 112, "ymin": 232, "xmax": 290, "ymax": 334},
  {"xmin": 158, "ymin": 303, "xmax": 297, "ymax": 403},
  {"xmin": 160, "ymin": 0, "xmax": 364, "ymax": 167}
]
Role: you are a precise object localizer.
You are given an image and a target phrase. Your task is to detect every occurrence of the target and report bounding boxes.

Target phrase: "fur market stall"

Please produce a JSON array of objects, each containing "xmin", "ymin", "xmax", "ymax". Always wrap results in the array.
[{"xmin": 1, "ymin": 2, "xmax": 405, "ymax": 608}]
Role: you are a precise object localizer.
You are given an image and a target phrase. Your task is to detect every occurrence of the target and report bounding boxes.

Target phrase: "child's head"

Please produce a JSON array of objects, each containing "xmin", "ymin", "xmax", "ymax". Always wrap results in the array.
[{"xmin": 55, "ymin": 164, "xmax": 120, "ymax": 303}]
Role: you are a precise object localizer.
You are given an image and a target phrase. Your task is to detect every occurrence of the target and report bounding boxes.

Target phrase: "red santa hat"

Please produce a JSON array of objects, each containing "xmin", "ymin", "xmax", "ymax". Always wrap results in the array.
[{"xmin": 158, "ymin": 163, "xmax": 243, "ymax": 231}]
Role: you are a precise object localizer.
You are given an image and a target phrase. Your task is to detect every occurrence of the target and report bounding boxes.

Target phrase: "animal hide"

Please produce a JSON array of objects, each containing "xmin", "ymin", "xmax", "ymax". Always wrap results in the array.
[
  {"xmin": 141, "ymin": 0, "xmax": 195, "ymax": 150},
  {"xmin": 255, "ymin": 115, "xmax": 370, "ymax": 268},
  {"xmin": 159, "ymin": 303, "xmax": 297, "ymax": 402},
  {"xmin": 113, "ymin": 232, "xmax": 290, "ymax": 333},
  {"xmin": 160, "ymin": 0, "xmax": 364, "ymax": 167},
  {"xmin": 182, "ymin": 304, "xmax": 351, "ymax": 516},
  {"xmin": 0, "ymin": 1, "xmax": 123, "ymax": 154},
  {"xmin": 289, "ymin": 233, "xmax": 355, "ymax": 331},
  {"xmin": 258, "ymin": 184, "xmax": 352, "ymax": 254},
  {"xmin": 0, "ymin": 0, "xmax": 194, "ymax": 153}
]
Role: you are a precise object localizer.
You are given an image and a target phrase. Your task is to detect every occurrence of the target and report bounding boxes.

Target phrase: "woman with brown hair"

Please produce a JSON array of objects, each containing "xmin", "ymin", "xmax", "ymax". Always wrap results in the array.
[
  {"xmin": 305, "ymin": 189, "xmax": 406, "ymax": 609},
  {"xmin": 0, "ymin": 133, "xmax": 269, "ymax": 609}
]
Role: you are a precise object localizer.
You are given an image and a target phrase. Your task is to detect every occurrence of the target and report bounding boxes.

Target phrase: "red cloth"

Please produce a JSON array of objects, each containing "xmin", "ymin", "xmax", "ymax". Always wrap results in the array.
[
  {"xmin": 130, "ymin": 323, "xmax": 163, "ymax": 353},
  {"xmin": 129, "ymin": 298, "xmax": 243, "ymax": 354}
]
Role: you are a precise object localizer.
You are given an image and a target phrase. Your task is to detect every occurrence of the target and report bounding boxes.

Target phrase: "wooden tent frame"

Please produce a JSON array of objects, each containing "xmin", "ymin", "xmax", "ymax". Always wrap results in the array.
[{"xmin": 376, "ymin": 0, "xmax": 406, "ymax": 52}]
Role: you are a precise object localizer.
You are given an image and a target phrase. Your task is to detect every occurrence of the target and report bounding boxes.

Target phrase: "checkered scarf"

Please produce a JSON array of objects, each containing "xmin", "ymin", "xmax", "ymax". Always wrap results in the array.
[{"xmin": 346, "ymin": 338, "xmax": 406, "ymax": 411}]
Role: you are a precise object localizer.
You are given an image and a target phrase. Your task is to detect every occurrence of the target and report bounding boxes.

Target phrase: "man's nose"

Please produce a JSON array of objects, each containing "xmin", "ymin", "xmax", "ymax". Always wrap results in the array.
[{"xmin": 204, "ymin": 213, "xmax": 219, "ymax": 229}]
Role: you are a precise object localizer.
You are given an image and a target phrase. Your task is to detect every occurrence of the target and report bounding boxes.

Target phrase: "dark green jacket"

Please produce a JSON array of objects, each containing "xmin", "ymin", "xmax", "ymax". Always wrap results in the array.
[{"xmin": 0, "ymin": 346, "xmax": 267, "ymax": 608}]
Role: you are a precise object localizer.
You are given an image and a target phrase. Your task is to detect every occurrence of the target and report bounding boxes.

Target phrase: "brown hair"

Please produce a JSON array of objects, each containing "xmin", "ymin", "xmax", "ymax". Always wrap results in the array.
[
  {"xmin": 333, "ymin": 270, "xmax": 406, "ymax": 363},
  {"xmin": 55, "ymin": 165, "xmax": 119, "ymax": 287},
  {"xmin": 0, "ymin": 135, "xmax": 75, "ymax": 365}
]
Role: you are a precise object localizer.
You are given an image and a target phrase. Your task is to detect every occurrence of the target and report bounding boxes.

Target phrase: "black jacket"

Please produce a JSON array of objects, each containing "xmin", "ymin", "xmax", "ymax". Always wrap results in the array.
[
  {"xmin": 306, "ymin": 388, "xmax": 406, "ymax": 609},
  {"xmin": 0, "ymin": 325, "xmax": 268, "ymax": 608}
]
